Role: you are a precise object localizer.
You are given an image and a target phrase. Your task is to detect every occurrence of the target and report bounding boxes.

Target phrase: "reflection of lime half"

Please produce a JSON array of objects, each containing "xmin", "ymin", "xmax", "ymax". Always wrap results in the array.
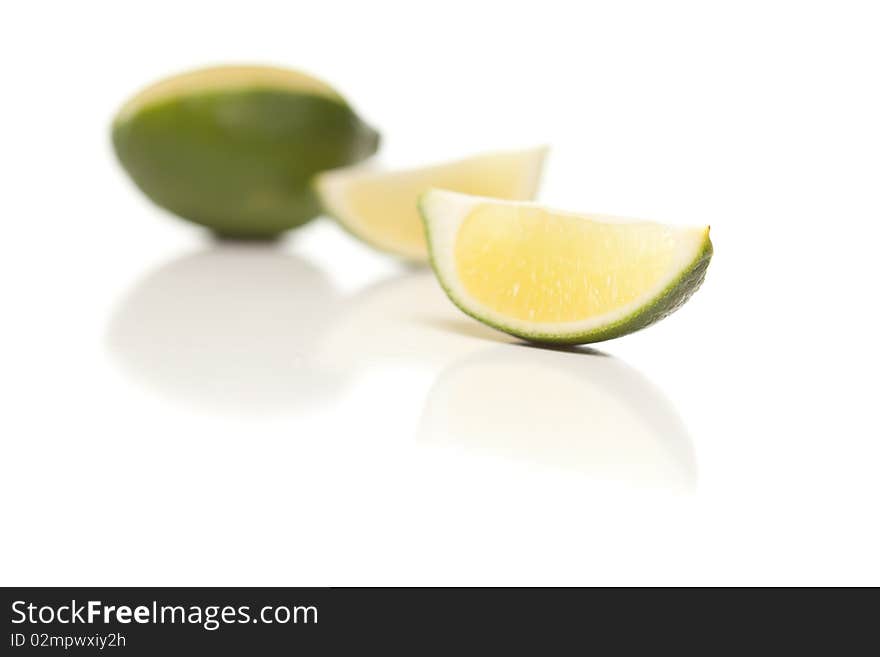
[
  {"xmin": 112, "ymin": 65, "xmax": 380, "ymax": 238},
  {"xmin": 420, "ymin": 190, "xmax": 712, "ymax": 344},
  {"xmin": 106, "ymin": 246, "xmax": 345, "ymax": 413},
  {"xmin": 315, "ymin": 147, "xmax": 546, "ymax": 261},
  {"xmin": 418, "ymin": 346, "xmax": 696, "ymax": 490}
]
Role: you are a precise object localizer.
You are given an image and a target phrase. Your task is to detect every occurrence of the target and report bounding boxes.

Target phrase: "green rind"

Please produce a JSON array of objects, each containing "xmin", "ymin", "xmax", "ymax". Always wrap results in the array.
[
  {"xmin": 420, "ymin": 197, "xmax": 713, "ymax": 345},
  {"xmin": 113, "ymin": 89, "xmax": 380, "ymax": 238}
]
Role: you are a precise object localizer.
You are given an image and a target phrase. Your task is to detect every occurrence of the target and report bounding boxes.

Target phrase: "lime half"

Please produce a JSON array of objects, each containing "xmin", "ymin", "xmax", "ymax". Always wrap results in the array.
[{"xmin": 112, "ymin": 65, "xmax": 380, "ymax": 238}]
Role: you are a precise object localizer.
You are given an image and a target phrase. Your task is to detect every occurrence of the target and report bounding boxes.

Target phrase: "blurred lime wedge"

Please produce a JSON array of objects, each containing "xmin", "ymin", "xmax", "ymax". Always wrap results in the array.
[{"xmin": 315, "ymin": 147, "xmax": 546, "ymax": 261}]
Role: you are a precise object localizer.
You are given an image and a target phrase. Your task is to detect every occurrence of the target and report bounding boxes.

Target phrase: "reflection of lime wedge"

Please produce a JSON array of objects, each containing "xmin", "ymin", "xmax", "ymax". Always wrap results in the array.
[
  {"xmin": 420, "ymin": 190, "xmax": 712, "ymax": 344},
  {"xmin": 315, "ymin": 147, "xmax": 547, "ymax": 261},
  {"xmin": 112, "ymin": 65, "xmax": 380, "ymax": 239},
  {"xmin": 418, "ymin": 346, "xmax": 695, "ymax": 490}
]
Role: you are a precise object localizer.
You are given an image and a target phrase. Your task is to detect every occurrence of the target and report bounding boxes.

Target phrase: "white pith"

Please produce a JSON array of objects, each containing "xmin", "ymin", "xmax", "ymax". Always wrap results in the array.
[
  {"xmin": 315, "ymin": 147, "xmax": 548, "ymax": 261},
  {"xmin": 422, "ymin": 189, "xmax": 708, "ymax": 338}
]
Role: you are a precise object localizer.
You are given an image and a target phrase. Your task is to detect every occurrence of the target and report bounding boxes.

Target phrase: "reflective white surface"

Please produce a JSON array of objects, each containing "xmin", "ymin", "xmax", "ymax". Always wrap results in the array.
[
  {"xmin": 418, "ymin": 345, "xmax": 697, "ymax": 491},
  {"xmin": 107, "ymin": 245, "xmax": 346, "ymax": 414},
  {"xmin": 2, "ymin": 0, "xmax": 879, "ymax": 585},
  {"xmin": 108, "ymin": 255, "xmax": 696, "ymax": 490}
]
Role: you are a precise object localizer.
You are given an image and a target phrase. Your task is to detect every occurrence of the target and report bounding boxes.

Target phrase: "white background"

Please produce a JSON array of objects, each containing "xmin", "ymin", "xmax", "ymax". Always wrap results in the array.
[{"xmin": 2, "ymin": 0, "xmax": 878, "ymax": 586}]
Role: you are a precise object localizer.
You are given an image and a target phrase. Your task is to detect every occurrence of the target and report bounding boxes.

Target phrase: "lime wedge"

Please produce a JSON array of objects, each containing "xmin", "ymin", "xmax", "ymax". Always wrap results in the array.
[
  {"xmin": 315, "ymin": 147, "xmax": 547, "ymax": 261},
  {"xmin": 420, "ymin": 190, "xmax": 712, "ymax": 344}
]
